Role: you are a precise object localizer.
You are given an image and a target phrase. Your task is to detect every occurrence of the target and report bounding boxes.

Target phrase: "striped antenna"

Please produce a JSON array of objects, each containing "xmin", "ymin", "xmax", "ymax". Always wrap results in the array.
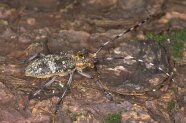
[{"xmin": 95, "ymin": 15, "xmax": 152, "ymax": 55}]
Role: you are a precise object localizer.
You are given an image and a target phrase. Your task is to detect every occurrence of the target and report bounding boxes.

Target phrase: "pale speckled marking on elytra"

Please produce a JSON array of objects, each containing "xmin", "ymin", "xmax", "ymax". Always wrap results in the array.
[
  {"xmin": 25, "ymin": 54, "xmax": 77, "ymax": 78},
  {"xmin": 25, "ymin": 14, "xmax": 175, "ymax": 114},
  {"xmin": 47, "ymin": 60, "xmax": 56, "ymax": 73}
]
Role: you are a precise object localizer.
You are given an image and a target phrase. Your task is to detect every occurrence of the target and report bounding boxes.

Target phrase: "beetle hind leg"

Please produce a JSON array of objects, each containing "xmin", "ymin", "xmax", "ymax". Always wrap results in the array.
[
  {"xmin": 55, "ymin": 73, "xmax": 74, "ymax": 114},
  {"xmin": 24, "ymin": 76, "xmax": 57, "ymax": 110},
  {"xmin": 23, "ymin": 52, "xmax": 46, "ymax": 64},
  {"xmin": 77, "ymin": 70, "xmax": 113, "ymax": 101}
]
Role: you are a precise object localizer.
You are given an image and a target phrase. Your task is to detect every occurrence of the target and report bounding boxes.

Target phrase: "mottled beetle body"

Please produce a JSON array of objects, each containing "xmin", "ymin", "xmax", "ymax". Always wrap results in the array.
[{"xmin": 25, "ymin": 50, "xmax": 95, "ymax": 78}]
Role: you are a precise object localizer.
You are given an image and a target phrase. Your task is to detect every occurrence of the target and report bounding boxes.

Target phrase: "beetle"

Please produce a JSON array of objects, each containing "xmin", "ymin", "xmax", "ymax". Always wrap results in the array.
[
  {"xmin": 25, "ymin": 48, "xmax": 113, "ymax": 113},
  {"xmin": 25, "ymin": 14, "xmax": 174, "ymax": 113}
]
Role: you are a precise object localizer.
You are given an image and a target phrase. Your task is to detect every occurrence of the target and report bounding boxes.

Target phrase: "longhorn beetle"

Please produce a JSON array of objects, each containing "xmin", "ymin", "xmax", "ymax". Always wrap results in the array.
[{"xmin": 25, "ymin": 13, "xmax": 174, "ymax": 113}]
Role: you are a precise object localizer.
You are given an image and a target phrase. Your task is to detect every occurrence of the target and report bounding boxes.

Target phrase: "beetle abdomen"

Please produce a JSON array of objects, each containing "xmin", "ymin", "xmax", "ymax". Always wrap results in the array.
[{"xmin": 25, "ymin": 54, "xmax": 76, "ymax": 78}]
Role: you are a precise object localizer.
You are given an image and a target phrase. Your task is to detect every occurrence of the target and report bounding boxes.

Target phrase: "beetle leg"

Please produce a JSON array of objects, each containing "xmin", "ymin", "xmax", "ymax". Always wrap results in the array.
[
  {"xmin": 102, "ymin": 56, "xmax": 125, "ymax": 61},
  {"xmin": 95, "ymin": 79, "xmax": 113, "ymax": 101},
  {"xmin": 55, "ymin": 72, "xmax": 73, "ymax": 114},
  {"xmin": 24, "ymin": 76, "xmax": 57, "ymax": 110},
  {"xmin": 23, "ymin": 53, "xmax": 46, "ymax": 63},
  {"xmin": 31, "ymin": 76, "xmax": 57, "ymax": 99},
  {"xmin": 29, "ymin": 52, "xmax": 45, "ymax": 61},
  {"xmin": 77, "ymin": 70, "xmax": 93, "ymax": 79},
  {"xmin": 27, "ymin": 76, "xmax": 56, "ymax": 101},
  {"xmin": 77, "ymin": 70, "xmax": 113, "ymax": 101}
]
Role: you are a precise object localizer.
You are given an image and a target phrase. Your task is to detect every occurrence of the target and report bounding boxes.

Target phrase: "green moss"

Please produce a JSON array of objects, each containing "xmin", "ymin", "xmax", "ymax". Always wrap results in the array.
[
  {"xmin": 105, "ymin": 112, "xmax": 122, "ymax": 123},
  {"xmin": 146, "ymin": 29, "xmax": 186, "ymax": 61},
  {"xmin": 0, "ymin": 3, "xmax": 9, "ymax": 9},
  {"xmin": 167, "ymin": 100, "xmax": 176, "ymax": 112},
  {"xmin": 171, "ymin": 41, "xmax": 183, "ymax": 60},
  {"xmin": 171, "ymin": 29, "xmax": 186, "ymax": 42},
  {"xmin": 170, "ymin": 29, "xmax": 186, "ymax": 60},
  {"xmin": 146, "ymin": 32, "xmax": 167, "ymax": 44},
  {"xmin": 0, "ymin": 19, "xmax": 8, "ymax": 26},
  {"xmin": 171, "ymin": 87, "xmax": 178, "ymax": 93}
]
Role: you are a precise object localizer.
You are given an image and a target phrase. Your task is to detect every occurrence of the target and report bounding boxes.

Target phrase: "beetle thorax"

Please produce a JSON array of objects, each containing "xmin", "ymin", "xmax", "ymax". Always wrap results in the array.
[{"xmin": 73, "ymin": 52, "xmax": 95, "ymax": 70}]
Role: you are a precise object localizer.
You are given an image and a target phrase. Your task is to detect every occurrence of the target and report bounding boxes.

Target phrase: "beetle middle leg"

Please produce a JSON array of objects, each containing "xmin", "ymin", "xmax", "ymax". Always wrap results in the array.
[{"xmin": 77, "ymin": 70, "xmax": 113, "ymax": 101}]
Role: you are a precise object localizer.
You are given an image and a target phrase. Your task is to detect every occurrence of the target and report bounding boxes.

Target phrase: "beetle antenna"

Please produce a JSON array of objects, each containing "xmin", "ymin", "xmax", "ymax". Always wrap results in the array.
[{"xmin": 95, "ymin": 14, "xmax": 152, "ymax": 55}]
